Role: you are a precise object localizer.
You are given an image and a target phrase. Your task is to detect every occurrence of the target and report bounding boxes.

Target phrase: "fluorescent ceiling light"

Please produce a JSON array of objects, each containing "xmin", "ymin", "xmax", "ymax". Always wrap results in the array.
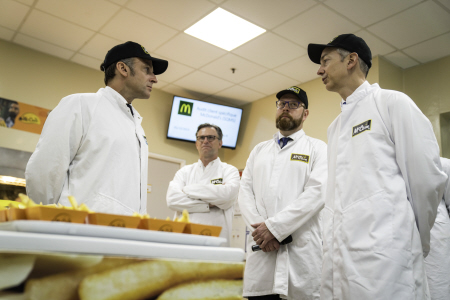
[{"xmin": 185, "ymin": 8, "xmax": 266, "ymax": 51}]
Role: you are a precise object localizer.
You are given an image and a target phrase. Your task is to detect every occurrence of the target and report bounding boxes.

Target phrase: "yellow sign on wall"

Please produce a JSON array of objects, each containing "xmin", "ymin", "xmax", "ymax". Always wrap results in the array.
[{"xmin": 0, "ymin": 97, "xmax": 50, "ymax": 134}]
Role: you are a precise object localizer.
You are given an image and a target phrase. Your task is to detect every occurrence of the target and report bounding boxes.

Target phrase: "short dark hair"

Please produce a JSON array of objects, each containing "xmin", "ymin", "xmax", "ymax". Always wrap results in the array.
[
  {"xmin": 196, "ymin": 123, "xmax": 223, "ymax": 140},
  {"xmin": 103, "ymin": 57, "xmax": 135, "ymax": 85},
  {"xmin": 336, "ymin": 48, "xmax": 369, "ymax": 77}
]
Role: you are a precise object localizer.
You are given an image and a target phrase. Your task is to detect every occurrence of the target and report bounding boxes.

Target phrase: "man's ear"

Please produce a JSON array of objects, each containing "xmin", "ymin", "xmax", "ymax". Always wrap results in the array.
[
  {"xmin": 347, "ymin": 53, "xmax": 359, "ymax": 70},
  {"xmin": 303, "ymin": 109, "xmax": 309, "ymax": 121},
  {"xmin": 219, "ymin": 140, "xmax": 223, "ymax": 148},
  {"xmin": 116, "ymin": 61, "xmax": 129, "ymax": 77}
]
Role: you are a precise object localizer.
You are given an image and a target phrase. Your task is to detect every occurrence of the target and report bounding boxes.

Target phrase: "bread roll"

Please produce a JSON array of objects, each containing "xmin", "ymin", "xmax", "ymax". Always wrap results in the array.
[
  {"xmin": 25, "ymin": 258, "xmax": 131, "ymax": 300},
  {"xmin": 157, "ymin": 279, "xmax": 243, "ymax": 300},
  {"xmin": 79, "ymin": 260, "xmax": 175, "ymax": 300}
]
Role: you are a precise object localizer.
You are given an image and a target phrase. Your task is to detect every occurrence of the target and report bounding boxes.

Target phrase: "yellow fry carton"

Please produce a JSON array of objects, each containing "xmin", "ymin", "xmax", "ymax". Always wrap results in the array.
[
  {"xmin": 26, "ymin": 206, "xmax": 88, "ymax": 223},
  {"xmin": 183, "ymin": 223, "xmax": 222, "ymax": 237},
  {"xmin": 7, "ymin": 207, "xmax": 27, "ymax": 221},
  {"xmin": 87, "ymin": 213, "xmax": 141, "ymax": 228},
  {"xmin": 0, "ymin": 208, "xmax": 7, "ymax": 222},
  {"xmin": 139, "ymin": 218, "xmax": 187, "ymax": 233}
]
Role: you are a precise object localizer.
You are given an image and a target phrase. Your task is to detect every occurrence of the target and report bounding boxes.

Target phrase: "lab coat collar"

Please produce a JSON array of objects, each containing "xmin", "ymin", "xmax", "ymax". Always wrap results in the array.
[
  {"xmin": 273, "ymin": 129, "xmax": 305, "ymax": 147},
  {"xmin": 198, "ymin": 157, "xmax": 222, "ymax": 170},
  {"xmin": 340, "ymin": 81, "xmax": 379, "ymax": 109},
  {"xmin": 101, "ymin": 87, "xmax": 143, "ymax": 125}
]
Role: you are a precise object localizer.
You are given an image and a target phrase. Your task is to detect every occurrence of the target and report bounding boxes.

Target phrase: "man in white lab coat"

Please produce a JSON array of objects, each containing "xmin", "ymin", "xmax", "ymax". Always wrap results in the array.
[
  {"xmin": 239, "ymin": 87, "xmax": 327, "ymax": 299},
  {"xmin": 308, "ymin": 33, "xmax": 447, "ymax": 299},
  {"xmin": 425, "ymin": 157, "xmax": 450, "ymax": 300},
  {"xmin": 26, "ymin": 41, "xmax": 168, "ymax": 215},
  {"xmin": 166, "ymin": 123, "xmax": 240, "ymax": 246}
]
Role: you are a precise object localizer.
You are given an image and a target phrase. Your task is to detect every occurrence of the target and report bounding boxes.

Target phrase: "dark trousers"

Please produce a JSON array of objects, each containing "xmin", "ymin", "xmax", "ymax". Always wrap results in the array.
[{"xmin": 247, "ymin": 295, "xmax": 281, "ymax": 300}]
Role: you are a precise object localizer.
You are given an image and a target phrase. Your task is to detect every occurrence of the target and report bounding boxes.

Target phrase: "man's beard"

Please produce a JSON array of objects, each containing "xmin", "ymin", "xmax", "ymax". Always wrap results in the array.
[
  {"xmin": 276, "ymin": 113, "xmax": 303, "ymax": 131},
  {"xmin": 9, "ymin": 111, "xmax": 17, "ymax": 119}
]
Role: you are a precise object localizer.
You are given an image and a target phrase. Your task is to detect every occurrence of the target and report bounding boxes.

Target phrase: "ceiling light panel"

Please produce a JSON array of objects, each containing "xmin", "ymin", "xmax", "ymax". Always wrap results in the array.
[{"xmin": 184, "ymin": 8, "xmax": 266, "ymax": 51}]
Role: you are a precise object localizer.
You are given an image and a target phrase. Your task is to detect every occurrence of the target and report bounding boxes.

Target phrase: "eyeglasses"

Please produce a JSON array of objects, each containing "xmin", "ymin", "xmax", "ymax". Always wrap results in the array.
[
  {"xmin": 196, "ymin": 135, "xmax": 218, "ymax": 142},
  {"xmin": 276, "ymin": 100, "xmax": 305, "ymax": 109}
]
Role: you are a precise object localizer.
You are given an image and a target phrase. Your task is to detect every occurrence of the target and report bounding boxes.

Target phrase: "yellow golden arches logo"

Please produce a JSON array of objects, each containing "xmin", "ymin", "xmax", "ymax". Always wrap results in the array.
[
  {"xmin": 159, "ymin": 224, "xmax": 174, "ymax": 232},
  {"xmin": 52, "ymin": 213, "xmax": 72, "ymax": 222},
  {"xmin": 141, "ymin": 45, "xmax": 149, "ymax": 54},
  {"xmin": 200, "ymin": 229, "xmax": 212, "ymax": 236},
  {"xmin": 178, "ymin": 101, "xmax": 193, "ymax": 116},
  {"xmin": 19, "ymin": 113, "xmax": 40, "ymax": 125},
  {"xmin": 109, "ymin": 219, "xmax": 126, "ymax": 227}
]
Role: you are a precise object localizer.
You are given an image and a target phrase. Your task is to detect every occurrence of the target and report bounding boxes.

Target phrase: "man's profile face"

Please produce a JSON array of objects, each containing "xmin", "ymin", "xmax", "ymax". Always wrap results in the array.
[
  {"xmin": 196, "ymin": 127, "xmax": 222, "ymax": 159},
  {"xmin": 275, "ymin": 94, "xmax": 307, "ymax": 131},
  {"xmin": 317, "ymin": 48, "xmax": 347, "ymax": 92},
  {"xmin": 9, "ymin": 103, "xmax": 19, "ymax": 119},
  {"xmin": 124, "ymin": 58, "xmax": 158, "ymax": 100}
]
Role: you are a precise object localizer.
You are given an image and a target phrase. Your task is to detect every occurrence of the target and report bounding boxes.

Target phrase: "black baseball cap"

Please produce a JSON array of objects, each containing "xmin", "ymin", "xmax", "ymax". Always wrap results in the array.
[
  {"xmin": 308, "ymin": 34, "xmax": 372, "ymax": 69},
  {"xmin": 276, "ymin": 86, "xmax": 308, "ymax": 109},
  {"xmin": 100, "ymin": 41, "xmax": 168, "ymax": 75}
]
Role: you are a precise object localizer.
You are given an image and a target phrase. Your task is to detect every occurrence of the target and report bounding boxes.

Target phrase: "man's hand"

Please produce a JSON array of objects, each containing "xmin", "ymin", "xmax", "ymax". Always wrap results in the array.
[
  {"xmin": 261, "ymin": 239, "xmax": 280, "ymax": 253},
  {"xmin": 251, "ymin": 222, "xmax": 276, "ymax": 249}
]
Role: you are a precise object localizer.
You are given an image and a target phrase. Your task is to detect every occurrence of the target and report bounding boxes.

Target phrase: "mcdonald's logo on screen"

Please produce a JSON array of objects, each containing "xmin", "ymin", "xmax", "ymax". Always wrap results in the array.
[{"xmin": 178, "ymin": 101, "xmax": 193, "ymax": 116}]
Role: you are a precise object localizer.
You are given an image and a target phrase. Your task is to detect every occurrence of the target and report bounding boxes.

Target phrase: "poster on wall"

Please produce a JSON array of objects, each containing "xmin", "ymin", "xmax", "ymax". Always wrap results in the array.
[{"xmin": 0, "ymin": 97, "xmax": 50, "ymax": 134}]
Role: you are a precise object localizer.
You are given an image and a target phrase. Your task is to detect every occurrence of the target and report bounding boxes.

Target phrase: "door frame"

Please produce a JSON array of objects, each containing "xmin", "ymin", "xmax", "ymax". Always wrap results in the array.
[{"xmin": 148, "ymin": 152, "xmax": 186, "ymax": 168}]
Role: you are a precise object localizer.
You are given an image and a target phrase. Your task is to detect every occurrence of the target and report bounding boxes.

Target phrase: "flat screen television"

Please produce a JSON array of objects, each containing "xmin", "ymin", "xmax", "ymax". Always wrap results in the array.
[{"xmin": 167, "ymin": 96, "xmax": 243, "ymax": 149}]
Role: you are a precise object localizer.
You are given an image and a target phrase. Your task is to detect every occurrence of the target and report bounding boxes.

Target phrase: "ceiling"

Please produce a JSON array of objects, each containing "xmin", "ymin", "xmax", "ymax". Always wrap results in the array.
[{"xmin": 1, "ymin": 0, "xmax": 450, "ymax": 107}]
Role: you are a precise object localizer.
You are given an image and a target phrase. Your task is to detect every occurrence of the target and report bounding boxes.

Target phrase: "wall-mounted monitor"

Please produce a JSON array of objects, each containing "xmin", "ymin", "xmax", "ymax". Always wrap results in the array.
[{"xmin": 167, "ymin": 96, "xmax": 243, "ymax": 149}]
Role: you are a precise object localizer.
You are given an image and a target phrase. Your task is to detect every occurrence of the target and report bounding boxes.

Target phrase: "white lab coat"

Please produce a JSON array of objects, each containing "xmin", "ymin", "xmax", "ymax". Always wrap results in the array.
[
  {"xmin": 425, "ymin": 157, "xmax": 450, "ymax": 300},
  {"xmin": 26, "ymin": 87, "xmax": 148, "ymax": 215},
  {"xmin": 166, "ymin": 157, "xmax": 240, "ymax": 246},
  {"xmin": 322, "ymin": 81, "xmax": 447, "ymax": 300},
  {"xmin": 239, "ymin": 130, "xmax": 327, "ymax": 299}
]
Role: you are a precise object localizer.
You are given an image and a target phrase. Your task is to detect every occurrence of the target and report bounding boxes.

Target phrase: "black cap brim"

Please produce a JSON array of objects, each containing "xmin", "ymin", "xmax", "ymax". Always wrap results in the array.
[
  {"xmin": 276, "ymin": 90, "xmax": 308, "ymax": 108},
  {"xmin": 276, "ymin": 90, "xmax": 298, "ymax": 100},
  {"xmin": 308, "ymin": 43, "xmax": 329, "ymax": 65},
  {"xmin": 148, "ymin": 57, "xmax": 168, "ymax": 75},
  {"xmin": 101, "ymin": 57, "xmax": 168, "ymax": 75}
]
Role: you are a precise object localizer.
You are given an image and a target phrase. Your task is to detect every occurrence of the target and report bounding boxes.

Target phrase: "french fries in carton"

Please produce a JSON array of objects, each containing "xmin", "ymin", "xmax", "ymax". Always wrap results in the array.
[
  {"xmin": 19, "ymin": 194, "xmax": 88, "ymax": 223},
  {"xmin": 6, "ymin": 198, "xmax": 28, "ymax": 221},
  {"xmin": 26, "ymin": 206, "xmax": 88, "ymax": 223},
  {"xmin": 138, "ymin": 209, "xmax": 189, "ymax": 233},
  {"xmin": 169, "ymin": 209, "xmax": 222, "ymax": 237},
  {"xmin": 87, "ymin": 212, "xmax": 141, "ymax": 228}
]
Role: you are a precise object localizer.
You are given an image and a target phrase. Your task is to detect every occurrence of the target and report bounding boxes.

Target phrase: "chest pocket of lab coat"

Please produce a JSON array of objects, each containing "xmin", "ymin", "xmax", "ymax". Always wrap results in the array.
[
  {"xmin": 342, "ymin": 190, "xmax": 393, "ymax": 250},
  {"xmin": 345, "ymin": 130, "xmax": 393, "ymax": 209}
]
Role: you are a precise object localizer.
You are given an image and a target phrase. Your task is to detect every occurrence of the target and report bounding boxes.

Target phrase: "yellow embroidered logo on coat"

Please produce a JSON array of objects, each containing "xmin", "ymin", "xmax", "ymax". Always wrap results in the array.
[
  {"xmin": 211, "ymin": 178, "xmax": 223, "ymax": 185},
  {"xmin": 352, "ymin": 120, "xmax": 372, "ymax": 137},
  {"xmin": 290, "ymin": 154, "xmax": 309, "ymax": 163}
]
